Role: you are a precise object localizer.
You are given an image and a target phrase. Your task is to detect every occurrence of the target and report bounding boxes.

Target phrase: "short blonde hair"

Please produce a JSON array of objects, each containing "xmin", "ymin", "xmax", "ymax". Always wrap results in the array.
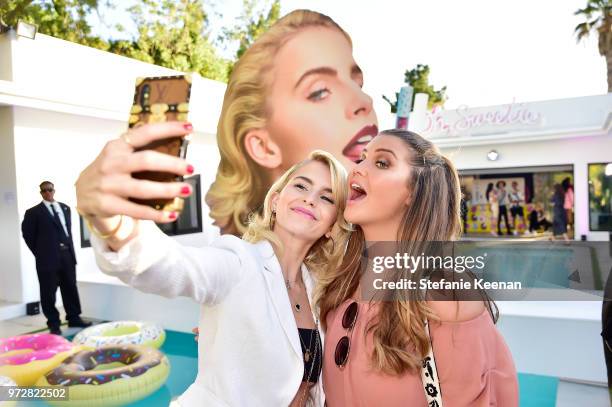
[
  {"xmin": 205, "ymin": 9, "xmax": 352, "ymax": 236},
  {"xmin": 243, "ymin": 150, "xmax": 351, "ymax": 277}
]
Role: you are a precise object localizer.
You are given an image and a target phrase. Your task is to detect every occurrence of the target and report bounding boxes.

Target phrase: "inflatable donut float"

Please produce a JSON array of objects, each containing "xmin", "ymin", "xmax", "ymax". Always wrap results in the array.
[
  {"xmin": 73, "ymin": 321, "xmax": 165, "ymax": 349},
  {"xmin": 37, "ymin": 344, "xmax": 170, "ymax": 407},
  {"xmin": 0, "ymin": 334, "xmax": 80, "ymax": 385}
]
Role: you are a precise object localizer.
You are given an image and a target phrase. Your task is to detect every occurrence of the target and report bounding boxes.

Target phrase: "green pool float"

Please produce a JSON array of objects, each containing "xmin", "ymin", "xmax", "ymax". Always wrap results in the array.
[{"xmin": 73, "ymin": 321, "xmax": 166, "ymax": 349}]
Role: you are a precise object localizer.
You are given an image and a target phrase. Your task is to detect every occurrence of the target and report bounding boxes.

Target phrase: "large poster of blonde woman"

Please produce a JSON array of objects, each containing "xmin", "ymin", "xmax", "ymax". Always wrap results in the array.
[{"xmin": 205, "ymin": 10, "xmax": 378, "ymax": 235}]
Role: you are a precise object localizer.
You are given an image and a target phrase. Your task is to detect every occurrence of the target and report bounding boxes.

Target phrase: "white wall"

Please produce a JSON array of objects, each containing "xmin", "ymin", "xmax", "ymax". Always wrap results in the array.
[
  {"xmin": 417, "ymin": 94, "xmax": 611, "ymax": 139},
  {"xmin": 4, "ymin": 32, "xmax": 224, "ymax": 135},
  {"xmin": 12, "ymin": 106, "xmax": 221, "ymax": 302},
  {"xmin": 0, "ymin": 107, "xmax": 23, "ymax": 303},
  {"xmin": 0, "ymin": 31, "xmax": 227, "ymax": 305},
  {"xmin": 496, "ymin": 302, "xmax": 605, "ymax": 383},
  {"xmin": 77, "ymin": 279, "xmax": 200, "ymax": 333},
  {"xmin": 439, "ymin": 133, "xmax": 612, "ymax": 240}
]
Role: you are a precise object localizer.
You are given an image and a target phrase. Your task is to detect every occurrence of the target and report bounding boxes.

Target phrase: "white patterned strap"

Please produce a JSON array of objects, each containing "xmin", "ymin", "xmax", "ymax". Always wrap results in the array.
[{"xmin": 421, "ymin": 319, "xmax": 443, "ymax": 407}]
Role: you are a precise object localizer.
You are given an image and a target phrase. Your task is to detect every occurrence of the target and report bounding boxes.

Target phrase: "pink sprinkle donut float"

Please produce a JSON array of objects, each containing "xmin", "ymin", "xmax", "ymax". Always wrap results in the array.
[{"xmin": 0, "ymin": 334, "xmax": 80, "ymax": 385}]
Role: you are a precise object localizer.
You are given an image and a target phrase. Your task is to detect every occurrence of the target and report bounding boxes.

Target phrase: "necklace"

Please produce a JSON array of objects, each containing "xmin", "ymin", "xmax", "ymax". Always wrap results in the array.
[
  {"xmin": 285, "ymin": 279, "xmax": 302, "ymax": 313},
  {"xmin": 296, "ymin": 320, "xmax": 320, "ymax": 406},
  {"xmin": 298, "ymin": 327, "xmax": 316, "ymax": 363}
]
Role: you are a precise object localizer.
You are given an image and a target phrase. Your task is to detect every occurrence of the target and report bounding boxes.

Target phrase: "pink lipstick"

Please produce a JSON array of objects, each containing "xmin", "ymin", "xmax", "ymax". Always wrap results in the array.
[{"xmin": 292, "ymin": 207, "xmax": 316, "ymax": 220}]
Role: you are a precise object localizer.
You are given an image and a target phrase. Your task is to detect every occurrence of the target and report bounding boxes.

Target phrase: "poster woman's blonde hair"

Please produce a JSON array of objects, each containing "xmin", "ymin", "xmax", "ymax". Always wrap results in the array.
[{"xmin": 206, "ymin": 9, "xmax": 351, "ymax": 236}]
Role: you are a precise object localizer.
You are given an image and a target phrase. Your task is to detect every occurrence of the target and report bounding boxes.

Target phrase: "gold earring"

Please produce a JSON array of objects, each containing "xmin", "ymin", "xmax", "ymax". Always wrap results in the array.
[{"xmin": 269, "ymin": 210, "xmax": 276, "ymax": 230}]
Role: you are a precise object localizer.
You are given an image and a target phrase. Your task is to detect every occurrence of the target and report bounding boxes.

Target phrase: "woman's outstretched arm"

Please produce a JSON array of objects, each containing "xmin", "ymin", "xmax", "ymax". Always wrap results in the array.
[
  {"xmin": 90, "ymin": 221, "xmax": 243, "ymax": 304},
  {"xmin": 76, "ymin": 122, "xmax": 243, "ymax": 304}
]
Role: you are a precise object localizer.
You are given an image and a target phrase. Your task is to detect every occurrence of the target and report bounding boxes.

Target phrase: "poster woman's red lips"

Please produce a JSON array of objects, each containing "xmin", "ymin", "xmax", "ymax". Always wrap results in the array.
[{"xmin": 342, "ymin": 125, "xmax": 379, "ymax": 162}]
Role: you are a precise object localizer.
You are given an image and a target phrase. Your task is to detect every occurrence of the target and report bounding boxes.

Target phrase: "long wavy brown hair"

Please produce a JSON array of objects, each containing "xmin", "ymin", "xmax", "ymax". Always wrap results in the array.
[{"xmin": 316, "ymin": 129, "xmax": 498, "ymax": 375}]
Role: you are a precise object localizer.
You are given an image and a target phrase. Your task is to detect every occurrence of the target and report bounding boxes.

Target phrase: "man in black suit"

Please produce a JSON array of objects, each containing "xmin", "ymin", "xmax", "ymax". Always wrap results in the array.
[{"xmin": 21, "ymin": 181, "xmax": 91, "ymax": 335}]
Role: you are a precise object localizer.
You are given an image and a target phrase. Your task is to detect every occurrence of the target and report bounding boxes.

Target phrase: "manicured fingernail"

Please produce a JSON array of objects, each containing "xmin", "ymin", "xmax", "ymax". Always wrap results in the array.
[
  {"xmin": 186, "ymin": 164, "xmax": 194, "ymax": 174},
  {"xmin": 168, "ymin": 211, "xmax": 177, "ymax": 220},
  {"xmin": 183, "ymin": 123, "xmax": 193, "ymax": 131},
  {"xmin": 181, "ymin": 186, "xmax": 191, "ymax": 195}
]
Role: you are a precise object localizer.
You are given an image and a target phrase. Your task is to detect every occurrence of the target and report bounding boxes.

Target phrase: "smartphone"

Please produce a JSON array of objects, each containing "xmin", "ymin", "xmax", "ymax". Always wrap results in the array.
[{"xmin": 127, "ymin": 75, "xmax": 192, "ymax": 212}]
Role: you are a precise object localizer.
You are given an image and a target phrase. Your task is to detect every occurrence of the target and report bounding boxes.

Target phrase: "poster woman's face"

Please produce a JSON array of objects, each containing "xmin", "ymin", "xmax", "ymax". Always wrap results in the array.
[{"xmin": 265, "ymin": 27, "xmax": 378, "ymax": 171}]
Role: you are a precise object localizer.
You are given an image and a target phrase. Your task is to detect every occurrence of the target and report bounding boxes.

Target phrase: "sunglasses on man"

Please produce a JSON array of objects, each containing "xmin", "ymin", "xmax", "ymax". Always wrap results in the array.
[{"xmin": 40, "ymin": 188, "xmax": 54, "ymax": 193}]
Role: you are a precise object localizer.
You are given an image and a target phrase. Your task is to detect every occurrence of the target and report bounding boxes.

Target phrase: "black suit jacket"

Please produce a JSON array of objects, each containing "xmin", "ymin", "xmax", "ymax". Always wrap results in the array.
[{"xmin": 22, "ymin": 201, "xmax": 77, "ymax": 270}]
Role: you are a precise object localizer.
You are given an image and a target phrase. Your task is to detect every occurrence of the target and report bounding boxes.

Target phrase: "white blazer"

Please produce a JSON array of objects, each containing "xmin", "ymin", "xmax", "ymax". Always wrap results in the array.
[{"xmin": 91, "ymin": 221, "xmax": 325, "ymax": 407}]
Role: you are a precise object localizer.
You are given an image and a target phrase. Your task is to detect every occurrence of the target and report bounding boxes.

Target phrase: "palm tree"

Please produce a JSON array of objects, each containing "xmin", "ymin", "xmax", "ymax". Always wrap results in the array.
[{"xmin": 575, "ymin": 0, "xmax": 612, "ymax": 92}]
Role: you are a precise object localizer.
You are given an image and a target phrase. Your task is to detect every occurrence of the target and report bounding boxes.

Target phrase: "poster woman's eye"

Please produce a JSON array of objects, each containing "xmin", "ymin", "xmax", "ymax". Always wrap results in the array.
[{"xmin": 308, "ymin": 87, "xmax": 331, "ymax": 101}]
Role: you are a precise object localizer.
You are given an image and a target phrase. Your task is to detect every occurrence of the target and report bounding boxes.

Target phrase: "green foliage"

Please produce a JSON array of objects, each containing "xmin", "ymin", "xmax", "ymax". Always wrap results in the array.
[
  {"xmin": 1, "ymin": 0, "xmax": 109, "ymax": 49},
  {"xmin": 224, "ymin": 0, "xmax": 280, "ymax": 77},
  {"xmin": 232, "ymin": 0, "xmax": 280, "ymax": 60},
  {"xmin": 1, "ymin": 0, "xmax": 283, "ymax": 83},
  {"xmin": 574, "ymin": 0, "xmax": 611, "ymax": 91},
  {"xmin": 383, "ymin": 64, "xmax": 447, "ymax": 113},
  {"xmin": 405, "ymin": 64, "xmax": 447, "ymax": 108},
  {"xmin": 574, "ymin": 0, "xmax": 611, "ymax": 53},
  {"xmin": 382, "ymin": 93, "xmax": 399, "ymax": 114},
  {"xmin": 108, "ymin": 0, "xmax": 230, "ymax": 82}
]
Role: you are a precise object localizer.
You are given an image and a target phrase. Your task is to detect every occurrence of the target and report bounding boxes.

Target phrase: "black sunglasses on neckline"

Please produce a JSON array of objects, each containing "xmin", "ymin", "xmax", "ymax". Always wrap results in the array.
[{"xmin": 334, "ymin": 301, "xmax": 359, "ymax": 368}]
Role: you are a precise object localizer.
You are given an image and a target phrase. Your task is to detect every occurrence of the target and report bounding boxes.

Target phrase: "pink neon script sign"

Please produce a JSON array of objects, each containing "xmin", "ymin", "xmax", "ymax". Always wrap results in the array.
[{"xmin": 423, "ymin": 99, "xmax": 543, "ymax": 137}]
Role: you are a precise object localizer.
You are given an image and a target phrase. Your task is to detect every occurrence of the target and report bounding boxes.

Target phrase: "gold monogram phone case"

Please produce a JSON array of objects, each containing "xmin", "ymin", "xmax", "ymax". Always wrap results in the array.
[{"xmin": 128, "ymin": 75, "xmax": 192, "ymax": 212}]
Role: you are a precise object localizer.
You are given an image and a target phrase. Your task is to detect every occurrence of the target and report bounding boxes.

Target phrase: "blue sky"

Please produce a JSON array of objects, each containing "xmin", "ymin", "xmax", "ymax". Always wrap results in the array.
[{"xmin": 88, "ymin": 0, "xmax": 608, "ymax": 111}]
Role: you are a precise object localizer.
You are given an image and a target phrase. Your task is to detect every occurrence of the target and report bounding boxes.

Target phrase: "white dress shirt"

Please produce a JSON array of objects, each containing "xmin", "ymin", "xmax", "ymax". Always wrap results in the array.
[
  {"xmin": 90, "ymin": 221, "xmax": 325, "ymax": 407},
  {"xmin": 43, "ymin": 200, "xmax": 69, "ymax": 236}
]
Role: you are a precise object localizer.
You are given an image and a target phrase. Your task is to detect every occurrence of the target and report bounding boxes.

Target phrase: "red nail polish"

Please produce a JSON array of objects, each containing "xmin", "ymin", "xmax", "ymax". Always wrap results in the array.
[
  {"xmin": 169, "ymin": 212, "xmax": 177, "ymax": 220},
  {"xmin": 181, "ymin": 186, "xmax": 191, "ymax": 195},
  {"xmin": 186, "ymin": 164, "xmax": 194, "ymax": 174},
  {"xmin": 183, "ymin": 123, "xmax": 193, "ymax": 131}
]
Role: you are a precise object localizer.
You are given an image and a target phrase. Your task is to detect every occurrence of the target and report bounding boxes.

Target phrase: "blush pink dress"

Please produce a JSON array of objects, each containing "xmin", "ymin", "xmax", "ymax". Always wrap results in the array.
[{"xmin": 323, "ymin": 300, "xmax": 519, "ymax": 407}]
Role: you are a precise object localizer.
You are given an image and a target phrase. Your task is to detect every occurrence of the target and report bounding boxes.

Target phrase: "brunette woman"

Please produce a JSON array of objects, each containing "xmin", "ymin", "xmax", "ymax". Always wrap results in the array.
[{"xmin": 317, "ymin": 130, "xmax": 519, "ymax": 406}]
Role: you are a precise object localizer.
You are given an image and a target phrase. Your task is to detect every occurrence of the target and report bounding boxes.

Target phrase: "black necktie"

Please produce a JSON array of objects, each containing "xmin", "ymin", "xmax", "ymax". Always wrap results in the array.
[{"xmin": 51, "ymin": 204, "xmax": 68, "ymax": 237}]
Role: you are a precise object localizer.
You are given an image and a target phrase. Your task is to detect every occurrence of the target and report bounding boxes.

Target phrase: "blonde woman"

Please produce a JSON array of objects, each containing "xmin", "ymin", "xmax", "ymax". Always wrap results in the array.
[
  {"xmin": 75, "ymin": 122, "xmax": 351, "ymax": 406},
  {"xmin": 206, "ymin": 9, "xmax": 378, "ymax": 235},
  {"xmin": 317, "ymin": 130, "xmax": 518, "ymax": 406}
]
